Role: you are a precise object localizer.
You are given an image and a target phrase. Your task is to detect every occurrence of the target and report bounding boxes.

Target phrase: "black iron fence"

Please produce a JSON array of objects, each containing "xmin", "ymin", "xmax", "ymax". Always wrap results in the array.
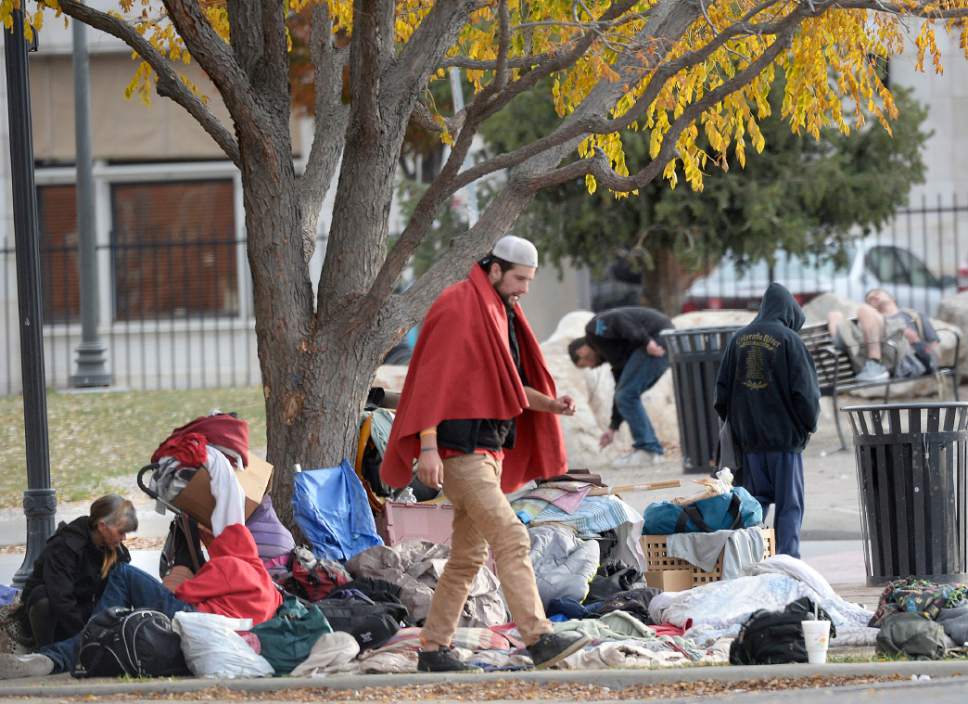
[
  {"xmin": 590, "ymin": 195, "xmax": 968, "ymax": 319},
  {"xmin": 680, "ymin": 194, "xmax": 967, "ymax": 318},
  {"xmin": 0, "ymin": 234, "xmax": 261, "ymax": 395}
]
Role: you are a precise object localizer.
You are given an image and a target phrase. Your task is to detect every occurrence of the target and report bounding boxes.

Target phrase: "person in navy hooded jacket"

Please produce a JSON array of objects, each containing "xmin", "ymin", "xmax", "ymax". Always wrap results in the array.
[{"xmin": 714, "ymin": 283, "xmax": 820, "ymax": 558}]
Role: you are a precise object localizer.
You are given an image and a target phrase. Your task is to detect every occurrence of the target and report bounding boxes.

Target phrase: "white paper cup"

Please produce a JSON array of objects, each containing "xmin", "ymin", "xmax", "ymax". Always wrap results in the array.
[{"xmin": 801, "ymin": 620, "xmax": 831, "ymax": 664}]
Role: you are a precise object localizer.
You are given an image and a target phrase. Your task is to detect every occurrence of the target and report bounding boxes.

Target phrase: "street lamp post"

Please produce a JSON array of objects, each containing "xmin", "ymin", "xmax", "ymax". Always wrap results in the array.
[
  {"xmin": 4, "ymin": 8, "xmax": 56, "ymax": 586},
  {"xmin": 70, "ymin": 19, "xmax": 110, "ymax": 387}
]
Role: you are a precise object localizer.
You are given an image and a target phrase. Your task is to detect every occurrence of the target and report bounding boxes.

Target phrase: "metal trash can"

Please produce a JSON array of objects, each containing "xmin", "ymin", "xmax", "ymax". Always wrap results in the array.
[
  {"xmin": 662, "ymin": 327, "xmax": 739, "ymax": 474},
  {"xmin": 844, "ymin": 402, "xmax": 968, "ymax": 586}
]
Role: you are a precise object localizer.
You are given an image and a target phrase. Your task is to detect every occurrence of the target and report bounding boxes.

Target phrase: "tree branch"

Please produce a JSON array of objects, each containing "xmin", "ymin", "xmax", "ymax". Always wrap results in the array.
[
  {"xmin": 494, "ymin": 0, "xmax": 511, "ymax": 90},
  {"xmin": 362, "ymin": 0, "xmax": 689, "ymax": 318},
  {"xmin": 447, "ymin": 0, "xmax": 785, "ymax": 194},
  {"xmin": 833, "ymin": 1, "xmax": 968, "ymax": 19},
  {"xmin": 389, "ymin": 1, "xmax": 481, "ymax": 108},
  {"xmin": 226, "ymin": 1, "xmax": 262, "ymax": 80},
  {"xmin": 299, "ymin": 4, "xmax": 350, "ymax": 261},
  {"xmin": 160, "ymin": 0, "xmax": 268, "ymax": 135},
  {"xmin": 523, "ymin": 8, "xmax": 803, "ymax": 193},
  {"xmin": 56, "ymin": 0, "xmax": 240, "ymax": 166}
]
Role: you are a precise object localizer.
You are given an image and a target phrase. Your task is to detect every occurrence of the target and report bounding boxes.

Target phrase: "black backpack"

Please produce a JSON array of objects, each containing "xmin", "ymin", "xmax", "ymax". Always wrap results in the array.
[
  {"xmin": 729, "ymin": 597, "xmax": 837, "ymax": 665},
  {"xmin": 74, "ymin": 607, "xmax": 190, "ymax": 678},
  {"xmin": 317, "ymin": 598, "xmax": 408, "ymax": 651}
]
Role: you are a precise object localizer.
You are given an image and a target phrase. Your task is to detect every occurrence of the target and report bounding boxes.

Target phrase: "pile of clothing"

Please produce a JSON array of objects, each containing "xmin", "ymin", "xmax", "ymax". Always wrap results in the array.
[{"xmin": 869, "ymin": 577, "xmax": 968, "ymax": 659}]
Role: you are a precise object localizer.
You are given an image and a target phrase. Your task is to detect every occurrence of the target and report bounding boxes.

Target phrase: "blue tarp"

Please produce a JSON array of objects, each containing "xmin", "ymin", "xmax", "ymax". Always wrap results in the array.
[
  {"xmin": 0, "ymin": 584, "xmax": 20, "ymax": 606},
  {"xmin": 292, "ymin": 459, "xmax": 383, "ymax": 562}
]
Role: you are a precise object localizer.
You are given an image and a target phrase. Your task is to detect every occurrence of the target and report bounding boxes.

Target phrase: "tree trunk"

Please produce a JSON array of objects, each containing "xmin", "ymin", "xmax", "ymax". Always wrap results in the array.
[
  {"xmin": 234, "ymin": 136, "xmax": 388, "ymax": 528},
  {"xmin": 638, "ymin": 248, "xmax": 697, "ymax": 317}
]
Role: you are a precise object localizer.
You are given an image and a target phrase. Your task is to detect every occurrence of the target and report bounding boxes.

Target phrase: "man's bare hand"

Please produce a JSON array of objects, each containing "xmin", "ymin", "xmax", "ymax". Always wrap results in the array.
[
  {"xmin": 903, "ymin": 328, "xmax": 920, "ymax": 344},
  {"xmin": 646, "ymin": 339, "xmax": 666, "ymax": 357},
  {"xmin": 550, "ymin": 395, "xmax": 577, "ymax": 416},
  {"xmin": 417, "ymin": 450, "xmax": 444, "ymax": 490},
  {"xmin": 599, "ymin": 429, "xmax": 616, "ymax": 448}
]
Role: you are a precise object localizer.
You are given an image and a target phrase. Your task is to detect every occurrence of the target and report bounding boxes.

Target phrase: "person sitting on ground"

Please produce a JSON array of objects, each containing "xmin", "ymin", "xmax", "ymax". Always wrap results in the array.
[
  {"xmin": 826, "ymin": 288, "xmax": 940, "ymax": 383},
  {"xmin": 14, "ymin": 495, "xmax": 137, "ymax": 648},
  {"xmin": 567, "ymin": 306, "xmax": 675, "ymax": 467},
  {"xmin": 0, "ymin": 522, "xmax": 281, "ymax": 680}
]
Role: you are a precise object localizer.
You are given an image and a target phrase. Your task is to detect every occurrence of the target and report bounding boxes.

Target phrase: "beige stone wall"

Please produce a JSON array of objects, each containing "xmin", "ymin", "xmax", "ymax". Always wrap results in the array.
[{"xmin": 29, "ymin": 53, "xmax": 304, "ymax": 162}]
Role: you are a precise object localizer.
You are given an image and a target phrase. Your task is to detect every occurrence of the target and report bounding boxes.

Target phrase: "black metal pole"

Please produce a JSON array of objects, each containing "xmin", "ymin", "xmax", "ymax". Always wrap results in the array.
[{"xmin": 4, "ymin": 9, "xmax": 56, "ymax": 587}]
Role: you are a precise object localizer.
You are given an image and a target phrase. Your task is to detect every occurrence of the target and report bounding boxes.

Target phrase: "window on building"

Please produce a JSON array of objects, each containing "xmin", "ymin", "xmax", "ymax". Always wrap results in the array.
[
  {"xmin": 111, "ymin": 180, "xmax": 239, "ymax": 321},
  {"xmin": 37, "ymin": 184, "xmax": 80, "ymax": 324}
]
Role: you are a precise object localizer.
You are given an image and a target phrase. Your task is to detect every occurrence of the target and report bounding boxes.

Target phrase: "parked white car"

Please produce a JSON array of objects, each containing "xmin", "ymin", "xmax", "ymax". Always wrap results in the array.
[{"xmin": 683, "ymin": 239, "xmax": 958, "ymax": 318}]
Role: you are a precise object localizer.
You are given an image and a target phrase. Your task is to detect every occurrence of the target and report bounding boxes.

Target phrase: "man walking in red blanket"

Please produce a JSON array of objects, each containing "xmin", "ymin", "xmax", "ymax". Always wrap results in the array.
[{"xmin": 381, "ymin": 235, "xmax": 590, "ymax": 672}]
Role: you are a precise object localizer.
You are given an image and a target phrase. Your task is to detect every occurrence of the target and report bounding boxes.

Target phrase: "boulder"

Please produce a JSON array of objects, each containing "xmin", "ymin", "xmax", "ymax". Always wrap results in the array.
[
  {"xmin": 671, "ymin": 310, "xmax": 756, "ymax": 329},
  {"xmin": 936, "ymin": 292, "xmax": 968, "ymax": 377},
  {"xmin": 802, "ymin": 293, "xmax": 859, "ymax": 325}
]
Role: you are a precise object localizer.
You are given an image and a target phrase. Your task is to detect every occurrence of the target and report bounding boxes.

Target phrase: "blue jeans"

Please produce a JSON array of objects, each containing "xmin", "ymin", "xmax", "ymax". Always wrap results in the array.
[
  {"xmin": 39, "ymin": 563, "xmax": 192, "ymax": 674},
  {"xmin": 615, "ymin": 348, "xmax": 669, "ymax": 453},
  {"xmin": 742, "ymin": 451, "xmax": 804, "ymax": 558}
]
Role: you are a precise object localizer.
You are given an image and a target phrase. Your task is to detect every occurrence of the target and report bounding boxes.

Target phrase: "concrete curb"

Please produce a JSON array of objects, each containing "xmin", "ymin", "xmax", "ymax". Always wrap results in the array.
[{"xmin": 1, "ymin": 660, "xmax": 967, "ymax": 698}]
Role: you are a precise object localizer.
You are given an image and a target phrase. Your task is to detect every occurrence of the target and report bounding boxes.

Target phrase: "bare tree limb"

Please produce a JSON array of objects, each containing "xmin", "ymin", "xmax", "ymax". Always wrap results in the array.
[
  {"xmin": 495, "ymin": 0, "xmax": 511, "ymax": 90},
  {"xmin": 389, "ymin": 1, "xmax": 481, "ymax": 108},
  {"xmin": 447, "ymin": 0, "xmax": 785, "ymax": 194},
  {"xmin": 523, "ymin": 9, "xmax": 803, "ymax": 193},
  {"xmin": 226, "ymin": 1, "xmax": 262, "ymax": 80},
  {"xmin": 161, "ymin": 0, "xmax": 268, "ymax": 134},
  {"xmin": 362, "ymin": 0, "xmax": 688, "ymax": 317},
  {"xmin": 299, "ymin": 4, "xmax": 350, "ymax": 261},
  {"xmin": 56, "ymin": 0, "xmax": 240, "ymax": 166},
  {"xmin": 833, "ymin": 1, "xmax": 968, "ymax": 19}
]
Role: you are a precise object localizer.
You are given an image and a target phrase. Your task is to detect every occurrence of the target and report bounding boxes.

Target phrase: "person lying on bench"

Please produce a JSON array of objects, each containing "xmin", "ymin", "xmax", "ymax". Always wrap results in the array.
[{"xmin": 826, "ymin": 288, "xmax": 939, "ymax": 383}]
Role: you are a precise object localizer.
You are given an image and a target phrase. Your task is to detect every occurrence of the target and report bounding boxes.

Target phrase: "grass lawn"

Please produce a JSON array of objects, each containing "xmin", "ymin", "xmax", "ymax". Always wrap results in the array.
[{"xmin": 0, "ymin": 386, "xmax": 267, "ymax": 507}]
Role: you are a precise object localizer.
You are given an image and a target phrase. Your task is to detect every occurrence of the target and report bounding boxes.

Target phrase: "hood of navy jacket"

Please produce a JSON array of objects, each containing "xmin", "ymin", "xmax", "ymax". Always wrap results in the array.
[{"xmin": 753, "ymin": 282, "xmax": 805, "ymax": 332}]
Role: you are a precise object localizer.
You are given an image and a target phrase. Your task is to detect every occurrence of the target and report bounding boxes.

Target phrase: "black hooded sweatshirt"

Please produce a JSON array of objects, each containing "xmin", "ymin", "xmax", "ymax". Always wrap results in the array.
[{"xmin": 714, "ymin": 283, "xmax": 820, "ymax": 453}]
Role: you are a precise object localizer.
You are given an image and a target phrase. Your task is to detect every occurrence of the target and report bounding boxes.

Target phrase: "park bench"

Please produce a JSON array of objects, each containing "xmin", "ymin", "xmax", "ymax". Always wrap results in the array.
[{"xmin": 799, "ymin": 321, "xmax": 961, "ymax": 450}]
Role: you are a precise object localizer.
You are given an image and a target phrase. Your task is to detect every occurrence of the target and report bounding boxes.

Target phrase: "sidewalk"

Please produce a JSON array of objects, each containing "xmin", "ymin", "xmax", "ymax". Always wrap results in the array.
[{"xmin": 0, "ymin": 659, "xmax": 965, "ymax": 699}]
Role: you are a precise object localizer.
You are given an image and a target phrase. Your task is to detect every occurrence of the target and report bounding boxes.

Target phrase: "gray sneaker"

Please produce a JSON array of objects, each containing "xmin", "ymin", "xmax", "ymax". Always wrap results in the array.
[
  {"xmin": 0, "ymin": 653, "xmax": 54, "ymax": 680},
  {"xmin": 856, "ymin": 360, "xmax": 889, "ymax": 383}
]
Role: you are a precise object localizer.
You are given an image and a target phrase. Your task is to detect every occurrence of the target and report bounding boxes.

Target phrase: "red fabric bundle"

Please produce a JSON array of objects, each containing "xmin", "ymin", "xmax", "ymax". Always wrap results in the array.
[
  {"xmin": 174, "ymin": 524, "xmax": 281, "ymax": 625},
  {"xmin": 380, "ymin": 266, "xmax": 567, "ymax": 493},
  {"xmin": 152, "ymin": 413, "xmax": 249, "ymax": 466},
  {"xmin": 150, "ymin": 432, "xmax": 208, "ymax": 468}
]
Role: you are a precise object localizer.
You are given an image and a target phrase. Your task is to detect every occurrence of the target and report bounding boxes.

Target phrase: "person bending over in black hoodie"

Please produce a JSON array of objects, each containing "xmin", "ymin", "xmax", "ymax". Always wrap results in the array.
[{"xmin": 714, "ymin": 283, "xmax": 820, "ymax": 558}]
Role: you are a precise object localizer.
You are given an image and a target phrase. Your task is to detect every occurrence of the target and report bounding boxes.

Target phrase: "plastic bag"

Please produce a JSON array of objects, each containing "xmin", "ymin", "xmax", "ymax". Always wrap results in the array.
[{"xmin": 172, "ymin": 611, "xmax": 274, "ymax": 678}]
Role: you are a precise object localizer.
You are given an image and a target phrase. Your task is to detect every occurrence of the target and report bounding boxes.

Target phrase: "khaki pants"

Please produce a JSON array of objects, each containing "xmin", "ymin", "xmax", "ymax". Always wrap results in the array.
[{"xmin": 420, "ymin": 452, "xmax": 552, "ymax": 648}]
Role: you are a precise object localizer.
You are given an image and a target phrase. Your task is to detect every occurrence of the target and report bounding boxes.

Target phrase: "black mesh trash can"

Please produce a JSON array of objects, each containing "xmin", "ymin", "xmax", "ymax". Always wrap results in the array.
[
  {"xmin": 844, "ymin": 402, "xmax": 968, "ymax": 586},
  {"xmin": 661, "ymin": 327, "xmax": 739, "ymax": 474}
]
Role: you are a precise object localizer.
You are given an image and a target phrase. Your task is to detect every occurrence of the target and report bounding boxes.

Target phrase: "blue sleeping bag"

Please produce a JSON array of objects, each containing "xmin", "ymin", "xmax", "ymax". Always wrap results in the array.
[{"xmin": 292, "ymin": 459, "xmax": 383, "ymax": 561}]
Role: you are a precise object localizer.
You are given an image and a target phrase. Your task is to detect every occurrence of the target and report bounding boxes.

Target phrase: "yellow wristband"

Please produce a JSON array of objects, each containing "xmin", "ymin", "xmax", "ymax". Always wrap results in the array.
[{"xmin": 419, "ymin": 429, "xmax": 437, "ymax": 437}]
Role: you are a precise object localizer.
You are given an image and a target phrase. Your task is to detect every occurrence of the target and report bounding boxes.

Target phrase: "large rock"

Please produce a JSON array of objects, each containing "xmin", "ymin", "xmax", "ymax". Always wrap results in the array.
[
  {"xmin": 671, "ymin": 310, "xmax": 756, "ymax": 329},
  {"xmin": 936, "ymin": 292, "xmax": 968, "ymax": 378},
  {"xmin": 543, "ymin": 309, "xmax": 757, "ymax": 470},
  {"xmin": 802, "ymin": 293, "xmax": 859, "ymax": 325}
]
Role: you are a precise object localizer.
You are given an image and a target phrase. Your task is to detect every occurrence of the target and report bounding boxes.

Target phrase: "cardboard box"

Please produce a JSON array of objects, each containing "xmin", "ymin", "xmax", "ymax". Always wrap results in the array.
[
  {"xmin": 173, "ymin": 456, "xmax": 273, "ymax": 528},
  {"xmin": 645, "ymin": 569, "xmax": 694, "ymax": 592}
]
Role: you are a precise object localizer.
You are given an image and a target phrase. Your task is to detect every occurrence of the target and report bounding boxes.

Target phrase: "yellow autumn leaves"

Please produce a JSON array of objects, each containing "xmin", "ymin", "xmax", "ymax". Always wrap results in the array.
[{"xmin": 4, "ymin": 1, "xmax": 966, "ymax": 196}]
